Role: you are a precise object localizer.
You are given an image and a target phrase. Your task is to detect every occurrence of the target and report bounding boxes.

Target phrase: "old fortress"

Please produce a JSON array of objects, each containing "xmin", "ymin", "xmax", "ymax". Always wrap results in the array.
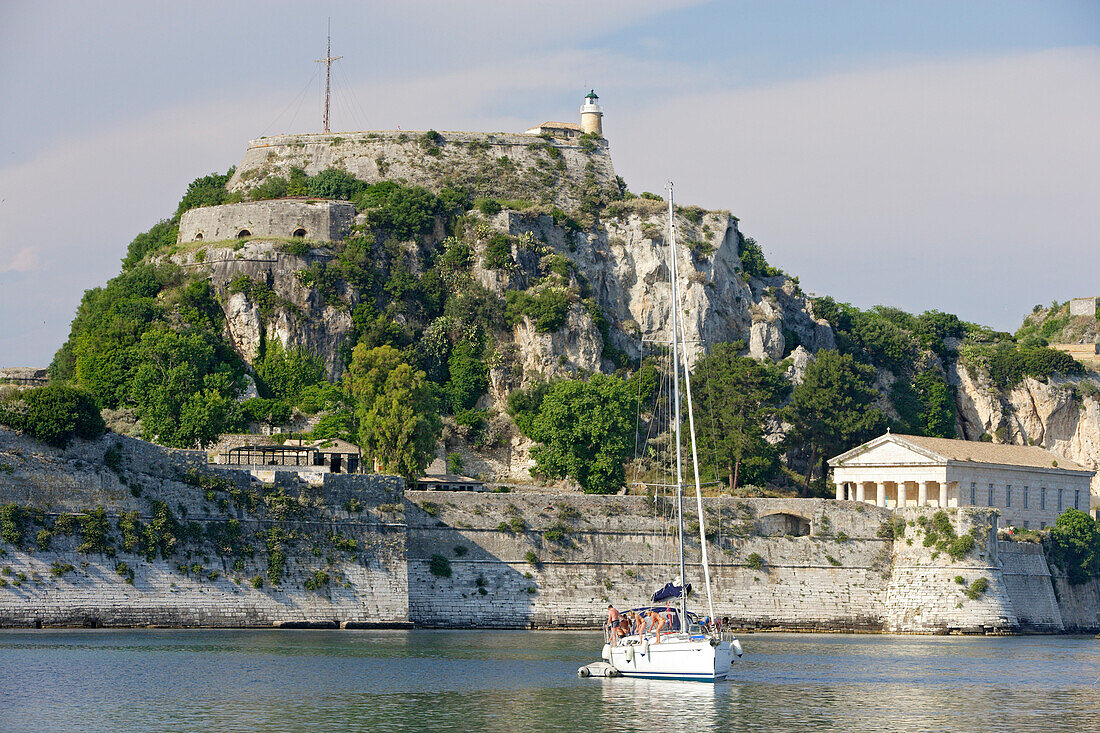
[{"xmin": 179, "ymin": 91, "xmax": 612, "ymax": 245}]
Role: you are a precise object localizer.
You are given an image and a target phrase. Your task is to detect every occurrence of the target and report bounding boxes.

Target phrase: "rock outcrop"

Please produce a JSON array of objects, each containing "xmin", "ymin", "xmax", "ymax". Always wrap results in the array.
[{"xmin": 951, "ymin": 365, "xmax": 1100, "ymax": 495}]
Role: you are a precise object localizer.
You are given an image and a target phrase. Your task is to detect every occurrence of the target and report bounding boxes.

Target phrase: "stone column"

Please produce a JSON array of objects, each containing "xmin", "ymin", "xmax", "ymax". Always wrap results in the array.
[
  {"xmin": 836, "ymin": 483, "xmax": 845, "ymax": 501},
  {"xmin": 918, "ymin": 481, "xmax": 929, "ymax": 506},
  {"xmin": 898, "ymin": 482, "xmax": 908, "ymax": 508},
  {"xmin": 939, "ymin": 483, "xmax": 948, "ymax": 508},
  {"xmin": 876, "ymin": 482, "xmax": 886, "ymax": 507},
  {"xmin": 856, "ymin": 482, "xmax": 866, "ymax": 503}
]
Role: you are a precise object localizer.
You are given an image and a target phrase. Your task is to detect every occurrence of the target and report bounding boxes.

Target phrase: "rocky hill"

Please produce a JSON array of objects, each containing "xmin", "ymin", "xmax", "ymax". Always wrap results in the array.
[{"xmin": 39, "ymin": 127, "xmax": 1100, "ymax": 496}]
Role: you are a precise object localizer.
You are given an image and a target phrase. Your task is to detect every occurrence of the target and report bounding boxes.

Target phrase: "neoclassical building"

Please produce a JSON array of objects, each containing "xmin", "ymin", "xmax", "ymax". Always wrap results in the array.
[{"xmin": 829, "ymin": 432, "xmax": 1095, "ymax": 529}]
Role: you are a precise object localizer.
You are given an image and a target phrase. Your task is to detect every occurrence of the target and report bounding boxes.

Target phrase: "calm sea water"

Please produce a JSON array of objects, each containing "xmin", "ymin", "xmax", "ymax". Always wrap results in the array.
[{"xmin": 1, "ymin": 629, "xmax": 1098, "ymax": 732}]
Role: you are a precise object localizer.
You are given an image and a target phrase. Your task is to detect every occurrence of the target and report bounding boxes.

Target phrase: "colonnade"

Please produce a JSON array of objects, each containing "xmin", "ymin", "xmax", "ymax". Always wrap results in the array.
[{"xmin": 834, "ymin": 480, "xmax": 956, "ymax": 509}]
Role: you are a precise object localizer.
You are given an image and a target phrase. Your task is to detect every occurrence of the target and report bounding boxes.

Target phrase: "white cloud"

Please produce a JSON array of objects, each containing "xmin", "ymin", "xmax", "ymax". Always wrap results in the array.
[
  {"xmin": 0, "ymin": 246, "xmax": 37, "ymax": 273},
  {"xmin": 613, "ymin": 47, "xmax": 1100, "ymax": 327}
]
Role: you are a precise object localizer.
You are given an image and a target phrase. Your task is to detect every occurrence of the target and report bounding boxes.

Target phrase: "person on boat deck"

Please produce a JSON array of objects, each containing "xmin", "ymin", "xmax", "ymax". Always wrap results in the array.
[
  {"xmin": 605, "ymin": 605, "xmax": 623, "ymax": 645},
  {"xmin": 647, "ymin": 610, "xmax": 666, "ymax": 643},
  {"xmin": 632, "ymin": 611, "xmax": 647, "ymax": 639}
]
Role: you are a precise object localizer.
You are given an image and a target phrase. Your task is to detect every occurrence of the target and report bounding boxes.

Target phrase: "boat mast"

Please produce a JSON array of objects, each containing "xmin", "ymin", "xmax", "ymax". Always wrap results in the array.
[
  {"xmin": 677, "ymin": 262, "xmax": 718, "ymax": 626},
  {"xmin": 666, "ymin": 182, "xmax": 687, "ymax": 627}
]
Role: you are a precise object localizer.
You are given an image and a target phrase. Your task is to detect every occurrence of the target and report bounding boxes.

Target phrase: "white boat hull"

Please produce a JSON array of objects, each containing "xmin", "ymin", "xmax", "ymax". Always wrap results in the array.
[{"xmin": 605, "ymin": 635, "xmax": 733, "ymax": 682}]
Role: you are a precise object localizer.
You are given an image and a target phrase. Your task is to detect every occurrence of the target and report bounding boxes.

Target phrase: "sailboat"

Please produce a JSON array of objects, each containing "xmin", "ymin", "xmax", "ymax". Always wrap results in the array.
[{"xmin": 593, "ymin": 183, "xmax": 743, "ymax": 682}]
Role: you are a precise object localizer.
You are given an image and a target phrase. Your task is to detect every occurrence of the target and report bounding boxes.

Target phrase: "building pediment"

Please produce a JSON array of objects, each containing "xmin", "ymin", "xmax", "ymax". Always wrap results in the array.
[{"xmin": 829, "ymin": 434, "xmax": 945, "ymax": 467}]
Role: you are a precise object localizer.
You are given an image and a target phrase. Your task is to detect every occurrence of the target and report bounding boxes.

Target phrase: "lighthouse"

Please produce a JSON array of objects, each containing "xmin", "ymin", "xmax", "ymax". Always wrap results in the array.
[{"xmin": 580, "ymin": 90, "xmax": 603, "ymax": 136}]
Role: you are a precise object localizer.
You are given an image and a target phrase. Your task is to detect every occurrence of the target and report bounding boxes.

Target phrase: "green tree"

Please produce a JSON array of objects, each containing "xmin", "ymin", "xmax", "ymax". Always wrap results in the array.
[
  {"xmin": 254, "ymin": 339, "xmax": 325, "ymax": 404},
  {"xmin": 0, "ymin": 384, "xmax": 105, "ymax": 448},
  {"xmin": 525, "ymin": 374, "xmax": 634, "ymax": 494},
  {"xmin": 346, "ymin": 344, "xmax": 442, "ymax": 482},
  {"xmin": 446, "ymin": 340, "xmax": 488, "ymax": 412},
  {"xmin": 691, "ymin": 343, "xmax": 790, "ymax": 491},
  {"xmin": 128, "ymin": 328, "xmax": 238, "ymax": 447},
  {"xmin": 1049, "ymin": 509, "xmax": 1100, "ymax": 585},
  {"xmin": 788, "ymin": 350, "xmax": 885, "ymax": 491},
  {"xmin": 175, "ymin": 169, "xmax": 234, "ymax": 218}
]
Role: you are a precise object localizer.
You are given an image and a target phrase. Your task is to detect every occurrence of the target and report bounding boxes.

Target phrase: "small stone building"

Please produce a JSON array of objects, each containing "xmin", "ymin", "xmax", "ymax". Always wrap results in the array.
[
  {"xmin": 829, "ymin": 433, "xmax": 1095, "ymax": 529},
  {"xmin": 412, "ymin": 474, "xmax": 485, "ymax": 492},
  {"xmin": 178, "ymin": 198, "xmax": 356, "ymax": 244}
]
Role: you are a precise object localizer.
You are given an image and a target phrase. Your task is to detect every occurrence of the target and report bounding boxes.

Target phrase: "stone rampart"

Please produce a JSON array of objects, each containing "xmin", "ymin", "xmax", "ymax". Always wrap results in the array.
[
  {"xmin": 225, "ymin": 130, "xmax": 617, "ymax": 210},
  {"xmin": 403, "ymin": 493, "xmax": 896, "ymax": 631},
  {"xmin": 997, "ymin": 541, "xmax": 1063, "ymax": 632},
  {"xmin": 2, "ymin": 428, "xmax": 1097, "ymax": 632},
  {"xmin": 0, "ymin": 428, "xmax": 409, "ymax": 628},
  {"xmin": 178, "ymin": 199, "xmax": 356, "ymax": 244},
  {"xmin": 883, "ymin": 508, "xmax": 1017, "ymax": 633}
]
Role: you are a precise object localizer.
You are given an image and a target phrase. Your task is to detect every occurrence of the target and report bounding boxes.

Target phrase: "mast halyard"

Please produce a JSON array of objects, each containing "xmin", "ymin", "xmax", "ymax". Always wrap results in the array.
[
  {"xmin": 666, "ymin": 182, "xmax": 688, "ymax": 626},
  {"xmin": 316, "ymin": 20, "xmax": 343, "ymax": 134},
  {"xmin": 678, "ymin": 265, "xmax": 718, "ymax": 625}
]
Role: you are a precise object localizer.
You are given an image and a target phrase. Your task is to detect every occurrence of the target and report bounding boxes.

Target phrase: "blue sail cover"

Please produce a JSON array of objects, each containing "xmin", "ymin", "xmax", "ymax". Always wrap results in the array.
[{"xmin": 651, "ymin": 582, "xmax": 691, "ymax": 602}]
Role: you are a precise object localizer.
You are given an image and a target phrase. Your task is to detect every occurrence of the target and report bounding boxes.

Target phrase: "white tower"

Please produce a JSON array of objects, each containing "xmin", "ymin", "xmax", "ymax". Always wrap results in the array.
[{"xmin": 580, "ymin": 89, "xmax": 603, "ymax": 136}]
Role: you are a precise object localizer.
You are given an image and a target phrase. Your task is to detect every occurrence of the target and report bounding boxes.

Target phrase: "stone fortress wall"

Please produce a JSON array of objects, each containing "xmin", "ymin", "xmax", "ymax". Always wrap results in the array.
[
  {"xmin": 0, "ymin": 429, "xmax": 409, "ymax": 629},
  {"xmin": 177, "ymin": 199, "xmax": 357, "ymax": 244},
  {"xmin": 0, "ymin": 429, "xmax": 1096, "ymax": 632},
  {"xmin": 224, "ymin": 130, "xmax": 617, "ymax": 211}
]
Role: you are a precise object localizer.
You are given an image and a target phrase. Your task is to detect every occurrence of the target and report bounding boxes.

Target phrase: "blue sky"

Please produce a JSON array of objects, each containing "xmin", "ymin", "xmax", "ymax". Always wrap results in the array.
[{"xmin": 1, "ymin": 1, "xmax": 1097, "ymax": 366}]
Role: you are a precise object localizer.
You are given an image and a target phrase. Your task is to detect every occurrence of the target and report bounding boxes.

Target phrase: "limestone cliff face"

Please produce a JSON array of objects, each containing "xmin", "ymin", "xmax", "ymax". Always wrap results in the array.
[
  {"xmin": 951, "ymin": 365, "xmax": 1100, "ymax": 496},
  {"xmin": 170, "ymin": 202, "xmax": 833, "ymax": 396},
  {"xmin": 169, "ymin": 242, "xmax": 354, "ymax": 378},
  {"xmin": 501, "ymin": 205, "xmax": 834, "ymax": 369}
]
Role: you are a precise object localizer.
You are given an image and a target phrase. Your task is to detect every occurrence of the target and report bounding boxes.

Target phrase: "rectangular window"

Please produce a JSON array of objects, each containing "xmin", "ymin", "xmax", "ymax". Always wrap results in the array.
[
  {"xmin": 1075, "ymin": 490, "xmax": 1080, "ymax": 510},
  {"xmin": 1058, "ymin": 488, "xmax": 1063, "ymax": 512},
  {"xmin": 1023, "ymin": 520, "xmax": 1029, "ymax": 529},
  {"xmin": 1023, "ymin": 486, "xmax": 1029, "ymax": 509},
  {"xmin": 1006, "ymin": 485, "xmax": 1012, "ymax": 508},
  {"xmin": 1041, "ymin": 522, "xmax": 1046, "ymax": 529},
  {"xmin": 1041, "ymin": 487, "xmax": 1046, "ymax": 510},
  {"xmin": 988, "ymin": 483, "xmax": 994, "ymax": 506},
  {"xmin": 970, "ymin": 482, "xmax": 976, "ymax": 504}
]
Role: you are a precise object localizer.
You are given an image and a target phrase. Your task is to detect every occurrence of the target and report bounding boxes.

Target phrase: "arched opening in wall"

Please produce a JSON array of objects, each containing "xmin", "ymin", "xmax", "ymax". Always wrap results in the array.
[
  {"xmin": 757, "ymin": 512, "xmax": 811, "ymax": 537},
  {"xmin": 237, "ymin": 229, "xmax": 251, "ymax": 239},
  {"xmin": 291, "ymin": 228, "xmax": 307, "ymax": 238},
  {"xmin": 194, "ymin": 232, "xmax": 203, "ymax": 241}
]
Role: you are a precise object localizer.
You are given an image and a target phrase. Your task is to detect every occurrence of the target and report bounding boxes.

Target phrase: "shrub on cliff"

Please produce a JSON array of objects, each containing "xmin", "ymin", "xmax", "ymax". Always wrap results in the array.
[
  {"xmin": 737, "ymin": 236, "xmax": 781, "ymax": 279},
  {"xmin": 1049, "ymin": 509, "xmax": 1100, "ymax": 585},
  {"xmin": 445, "ymin": 341, "xmax": 488, "ymax": 413},
  {"xmin": 0, "ymin": 383, "xmax": 105, "ymax": 448},
  {"xmin": 505, "ymin": 286, "xmax": 571, "ymax": 332}
]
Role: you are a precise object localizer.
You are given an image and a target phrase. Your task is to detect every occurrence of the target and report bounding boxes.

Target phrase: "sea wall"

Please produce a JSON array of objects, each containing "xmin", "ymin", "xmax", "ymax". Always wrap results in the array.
[
  {"xmin": 404, "ymin": 493, "xmax": 895, "ymax": 631},
  {"xmin": 998, "ymin": 541, "xmax": 1064, "ymax": 632},
  {"xmin": 2, "ymin": 429, "xmax": 1097, "ymax": 632},
  {"xmin": 0, "ymin": 429, "xmax": 409, "ymax": 628}
]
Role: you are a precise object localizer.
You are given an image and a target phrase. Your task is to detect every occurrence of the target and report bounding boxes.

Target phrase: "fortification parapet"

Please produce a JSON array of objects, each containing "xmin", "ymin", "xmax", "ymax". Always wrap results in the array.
[
  {"xmin": 225, "ymin": 130, "xmax": 616, "ymax": 210},
  {"xmin": 178, "ymin": 199, "xmax": 356, "ymax": 244}
]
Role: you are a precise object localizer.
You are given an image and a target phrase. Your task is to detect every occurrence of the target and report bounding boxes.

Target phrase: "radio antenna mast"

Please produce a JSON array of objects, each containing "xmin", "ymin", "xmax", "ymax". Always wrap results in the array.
[{"xmin": 315, "ymin": 19, "xmax": 343, "ymax": 133}]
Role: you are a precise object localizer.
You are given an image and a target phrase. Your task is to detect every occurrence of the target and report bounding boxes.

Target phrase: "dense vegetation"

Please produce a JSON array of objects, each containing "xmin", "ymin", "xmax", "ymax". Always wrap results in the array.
[
  {"xmin": 0, "ymin": 384, "xmax": 105, "ymax": 447},
  {"xmin": 1049, "ymin": 509, "xmax": 1100, "ymax": 585},
  {"xmin": 691, "ymin": 344, "xmax": 790, "ymax": 490}
]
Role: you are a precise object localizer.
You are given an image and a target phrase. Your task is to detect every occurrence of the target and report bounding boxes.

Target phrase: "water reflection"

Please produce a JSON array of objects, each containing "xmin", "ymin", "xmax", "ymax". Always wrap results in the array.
[
  {"xmin": 599, "ymin": 676, "xmax": 721, "ymax": 730},
  {"xmin": 1, "ymin": 630, "xmax": 1097, "ymax": 732}
]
